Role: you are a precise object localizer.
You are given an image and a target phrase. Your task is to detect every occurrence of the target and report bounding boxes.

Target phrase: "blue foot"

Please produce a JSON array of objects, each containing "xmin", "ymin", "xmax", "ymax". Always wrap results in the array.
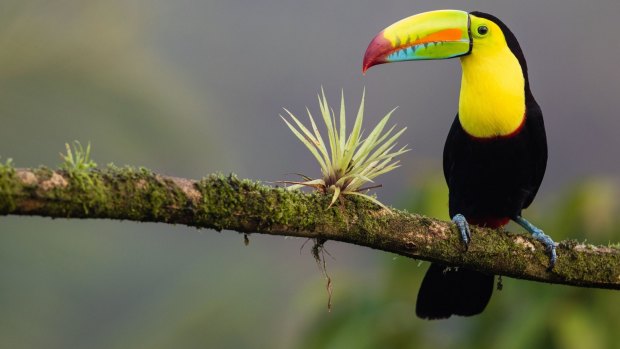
[
  {"xmin": 513, "ymin": 216, "xmax": 557, "ymax": 270},
  {"xmin": 452, "ymin": 214, "xmax": 471, "ymax": 249}
]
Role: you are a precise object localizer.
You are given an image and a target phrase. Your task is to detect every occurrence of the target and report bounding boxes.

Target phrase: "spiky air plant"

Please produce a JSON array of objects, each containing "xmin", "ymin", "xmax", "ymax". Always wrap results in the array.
[{"xmin": 280, "ymin": 89, "xmax": 409, "ymax": 210}]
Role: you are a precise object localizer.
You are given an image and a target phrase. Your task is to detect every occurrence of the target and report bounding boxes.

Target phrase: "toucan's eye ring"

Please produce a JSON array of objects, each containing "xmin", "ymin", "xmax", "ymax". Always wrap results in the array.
[{"xmin": 477, "ymin": 25, "xmax": 489, "ymax": 36}]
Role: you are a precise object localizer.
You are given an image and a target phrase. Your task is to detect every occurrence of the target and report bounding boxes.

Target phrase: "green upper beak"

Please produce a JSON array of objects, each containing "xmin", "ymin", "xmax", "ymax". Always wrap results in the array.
[{"xmin": 363, "ymin": 9, "xmax": 471, "ymax": 73}]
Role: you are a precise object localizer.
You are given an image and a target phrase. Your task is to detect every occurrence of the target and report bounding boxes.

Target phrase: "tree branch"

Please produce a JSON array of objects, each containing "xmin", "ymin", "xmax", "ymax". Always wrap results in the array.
[{"xmin": 1, "ymin": 164, "xmax": 619, "ymax": 290}]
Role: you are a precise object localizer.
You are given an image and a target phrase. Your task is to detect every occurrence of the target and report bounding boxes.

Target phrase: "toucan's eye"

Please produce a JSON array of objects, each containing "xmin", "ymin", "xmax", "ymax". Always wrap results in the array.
[{"xmin": 477, "ymin": 25, "xmax": 489, "ymax": 36}]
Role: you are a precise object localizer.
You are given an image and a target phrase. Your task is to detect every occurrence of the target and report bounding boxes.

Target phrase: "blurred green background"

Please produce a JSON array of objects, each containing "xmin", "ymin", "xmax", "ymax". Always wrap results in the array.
[{"xmin": 1, "ymin": 1, "xmax": 620, "ymax": 348}]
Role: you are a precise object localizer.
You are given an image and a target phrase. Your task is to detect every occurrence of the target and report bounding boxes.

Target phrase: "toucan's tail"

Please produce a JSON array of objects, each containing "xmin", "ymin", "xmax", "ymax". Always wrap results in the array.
[{"xmin": 416, "ymin": 263, "xmax": 494, "ymax": 320}]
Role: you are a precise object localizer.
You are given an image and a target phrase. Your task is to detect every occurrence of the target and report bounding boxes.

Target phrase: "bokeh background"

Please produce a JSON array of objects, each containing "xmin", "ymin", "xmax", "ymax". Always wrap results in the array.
[{"xmin": 1, "ymin": 0, "xmax": 620, "ymax": 348}]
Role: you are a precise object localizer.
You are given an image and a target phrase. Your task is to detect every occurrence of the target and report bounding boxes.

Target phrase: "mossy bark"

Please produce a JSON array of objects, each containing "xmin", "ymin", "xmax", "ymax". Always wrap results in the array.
[{"xmin": 1, "ymin": 164, "xmax": 619, "ymax": 290}]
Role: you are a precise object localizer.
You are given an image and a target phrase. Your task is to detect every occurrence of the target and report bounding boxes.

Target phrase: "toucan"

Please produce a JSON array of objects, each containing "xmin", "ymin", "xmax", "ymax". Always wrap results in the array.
[{"xmin": 362, "ymin": 10, "xmax": 557, "ymax": 319}]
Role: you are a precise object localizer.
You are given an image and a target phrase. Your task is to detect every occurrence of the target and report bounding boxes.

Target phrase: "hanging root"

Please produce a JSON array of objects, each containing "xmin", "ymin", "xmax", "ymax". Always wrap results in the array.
[
  {"xmin": 243, "ymin": 233, "xmax": 250, "ymax": 246},
  {"xmin": 311, "ymin": 238, "xmax": 334, "ymax": 312}
]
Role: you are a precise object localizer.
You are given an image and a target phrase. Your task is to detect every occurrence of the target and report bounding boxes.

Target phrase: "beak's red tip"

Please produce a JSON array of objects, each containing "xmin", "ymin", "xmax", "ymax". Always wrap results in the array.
[{"xmin": 362, "ymin": 30, "xmax": 391, "ymax": 74}]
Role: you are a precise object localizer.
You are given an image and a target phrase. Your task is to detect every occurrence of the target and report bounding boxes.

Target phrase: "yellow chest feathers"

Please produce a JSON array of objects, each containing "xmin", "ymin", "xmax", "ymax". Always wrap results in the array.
[{"xmin": 458, "ymin": 42, "xmax": 525, "ymax": 138}]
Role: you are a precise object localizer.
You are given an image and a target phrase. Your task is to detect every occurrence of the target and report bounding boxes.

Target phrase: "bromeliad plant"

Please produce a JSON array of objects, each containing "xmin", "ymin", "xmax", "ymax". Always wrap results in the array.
[{"xmin": 280, "ymin": 89, "xmax": 409, "ymax": 209}]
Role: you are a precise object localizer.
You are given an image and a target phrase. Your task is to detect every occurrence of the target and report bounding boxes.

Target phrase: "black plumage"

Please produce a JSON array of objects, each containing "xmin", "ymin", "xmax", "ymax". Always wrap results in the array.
[{"xmin": 416, "ymin": 12, "xmax": 548, "ymax": 319}]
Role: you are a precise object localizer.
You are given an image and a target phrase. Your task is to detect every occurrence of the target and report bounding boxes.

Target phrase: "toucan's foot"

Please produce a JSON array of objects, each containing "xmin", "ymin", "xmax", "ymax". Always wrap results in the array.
[
  {"xmin": 452, "ymin": 214, "xmax": 471, "ymax": 249},
  {"xmin": 513, "ymin": 216, "xmax": 557, "ymax": 270}
]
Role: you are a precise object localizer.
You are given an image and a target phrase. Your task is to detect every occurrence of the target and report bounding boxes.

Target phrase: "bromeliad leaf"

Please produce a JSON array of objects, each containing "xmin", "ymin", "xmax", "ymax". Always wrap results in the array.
[{"xmin": 280, "ymin": 88, "xmax": 410, "ymax": 210}]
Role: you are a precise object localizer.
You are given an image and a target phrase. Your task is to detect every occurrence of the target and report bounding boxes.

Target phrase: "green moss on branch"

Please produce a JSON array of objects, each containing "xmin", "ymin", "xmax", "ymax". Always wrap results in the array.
[{"xmin": 0, "ymin": 165, "xmax": 619, "ymax": 290}]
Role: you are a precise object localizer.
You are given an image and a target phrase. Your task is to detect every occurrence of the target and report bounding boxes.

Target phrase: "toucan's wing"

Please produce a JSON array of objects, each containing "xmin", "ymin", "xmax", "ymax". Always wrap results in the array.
[{"xmin": 522, "ymin": 99, "xmax": 547, "ymax": 209}]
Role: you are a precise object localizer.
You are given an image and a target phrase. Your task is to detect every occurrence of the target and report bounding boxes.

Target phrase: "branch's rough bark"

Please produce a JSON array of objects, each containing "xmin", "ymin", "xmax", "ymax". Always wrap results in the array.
[{"xmin": 1, "ymin": 164, "xmax": 619, "ymax": 290}]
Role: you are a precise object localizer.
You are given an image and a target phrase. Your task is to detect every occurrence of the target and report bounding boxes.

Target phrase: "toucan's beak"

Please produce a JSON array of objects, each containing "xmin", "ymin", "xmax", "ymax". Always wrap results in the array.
[{"xmin": 363, "ymin": 9, "xmax": 471, "ymax": 73}]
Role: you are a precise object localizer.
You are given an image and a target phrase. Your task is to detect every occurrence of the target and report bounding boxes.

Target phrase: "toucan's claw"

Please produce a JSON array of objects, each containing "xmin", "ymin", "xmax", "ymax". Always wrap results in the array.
[
  {"xmin": 532, "ymin": 230, "xmax": 557, "ymax": 270},
  {"xmin": 514, "ymin": 216, "xmax": 557, "ymax": 270},
  {"xmin": 452, "ymin": 214, "xmax": 471, "ymax": 249}
]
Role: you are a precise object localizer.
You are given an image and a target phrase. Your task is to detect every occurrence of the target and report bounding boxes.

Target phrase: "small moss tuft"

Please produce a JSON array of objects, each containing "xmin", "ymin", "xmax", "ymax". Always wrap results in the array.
[
  {"xmin": 56, "ymin": 142, "xmax": 107, "ymax": 213},
  {"xmin": 0, "ymin": 158, "xmax": 18, "ymax": 211},
  {"xmin": 60, "ymin": 141, "xmax": 97, "ymax": 174},
  {"xmin": 561, "ymin": 239, "xmax": 580, "ymax": 249}
]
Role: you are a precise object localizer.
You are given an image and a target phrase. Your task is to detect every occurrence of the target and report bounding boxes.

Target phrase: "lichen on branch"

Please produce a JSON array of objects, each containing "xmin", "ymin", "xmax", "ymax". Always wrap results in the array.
[{"xmin": 0, "ymin": 161, "xmax": 619, "ymax": 290}]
